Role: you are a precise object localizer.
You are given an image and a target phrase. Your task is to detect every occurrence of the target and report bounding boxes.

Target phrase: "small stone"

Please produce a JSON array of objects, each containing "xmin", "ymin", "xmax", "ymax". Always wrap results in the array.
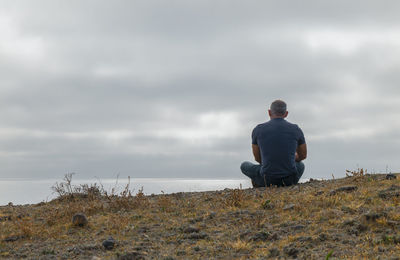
[
  {"xmin": 364, "ymin": 212, "xmax": 383, "ymax": 222},
  {"xmin": 72, "ymin": 213, "xmax": 88, "ymax": 227},
  {"xmin": 283, "ymin": 204, "xmax": 295, "ymax": 210},
  {"xmin": 3, "ymin": 235, "xmax": 24, "ymax": 242},
  {"xmin": 330, "ymin": 186, "xmax": 357, "ymax": 195},
  {"xmin": 291, "ymin": 225, "xmax": 305, "ymax": 230},
  {"xmin": 249, "ymin": 231, "xmax": 270, "ymax": 242},
  {"xmin": 378, "ymin": 185, "xmax": 400, "ymax": 199},
  {"xmin": 183, "ymin": 226, "xmax": 200, "ymax": 233},
  {"xmin": 186, "ymin": 232, "xmax": 208, "ymax": 240},
  {"xmin": 102, "ymin": 237, "xmax": 116, "ymax": 250},
  {"xmin": 386, "ymin": 174, "xmax": 397, "ymax": 180}
]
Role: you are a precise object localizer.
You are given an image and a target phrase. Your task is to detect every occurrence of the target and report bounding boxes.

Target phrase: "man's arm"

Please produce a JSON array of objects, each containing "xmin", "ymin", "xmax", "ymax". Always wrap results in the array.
[
  {"xmin": 252, "ymin": 144, "xmax": 261, "ymax": 164},
  {"xmin": 295, "ymin": 143, "xmax": 307, "ymax": 162}
]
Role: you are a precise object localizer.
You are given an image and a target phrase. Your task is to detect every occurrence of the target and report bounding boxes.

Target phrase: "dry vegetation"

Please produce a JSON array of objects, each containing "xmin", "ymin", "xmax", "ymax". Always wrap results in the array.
[{"xmin": 1, "ymin": 172, "xmax": 400, "ymax": 259}]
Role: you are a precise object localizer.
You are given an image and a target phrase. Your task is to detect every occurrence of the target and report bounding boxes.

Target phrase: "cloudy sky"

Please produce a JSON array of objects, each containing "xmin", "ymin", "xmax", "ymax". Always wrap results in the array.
[{"xmin": 1, "ymin": 1, "xmax": 400, "ymax": 180}]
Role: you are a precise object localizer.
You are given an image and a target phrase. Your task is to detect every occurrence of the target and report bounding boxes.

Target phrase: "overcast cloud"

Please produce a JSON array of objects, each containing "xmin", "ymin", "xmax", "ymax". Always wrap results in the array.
[{"xmin": 1, "ymin": 1, "xmax": 400, "ymax": 180}]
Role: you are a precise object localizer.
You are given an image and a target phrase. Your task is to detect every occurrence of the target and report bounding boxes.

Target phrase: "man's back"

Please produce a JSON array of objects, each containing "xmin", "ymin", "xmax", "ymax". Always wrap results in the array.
[{"xmin": 252, "ymin": 118, "xmax": 305, "ymax": 178}]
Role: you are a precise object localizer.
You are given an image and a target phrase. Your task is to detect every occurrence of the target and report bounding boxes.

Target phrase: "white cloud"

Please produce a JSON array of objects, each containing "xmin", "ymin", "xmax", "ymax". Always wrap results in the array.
[
  {"xmin": 0, "ymin": 13, "xmax": 45, "ymax": 63},
  {"xmin": 304, "ymin": 28, "xmax": 400, "ymax": 54}
]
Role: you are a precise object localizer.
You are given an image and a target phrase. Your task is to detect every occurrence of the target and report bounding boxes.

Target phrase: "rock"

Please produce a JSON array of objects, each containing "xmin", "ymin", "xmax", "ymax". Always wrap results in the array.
[
  {"xmin": 249, "ymin": 231, "xmax": 270, "ymax": 242},
  {"xmin": 185, "ymin": 232, "xmax": 208, "ymax": 240},
  {"xmin": 330, "ymin": 186, "xmax": 357, "ymax": 195},
  {"xmin": 3, "ymin": 235, "xmax": 24, "ymax": 242},
  {"xmin": 386, "ymin": 173, "xmax": 397, "ymax": 180},
  {"xmin": 268, "ymin": 248, "xmax": 280, "ymax": 257},
  {"xmin": 315, "ymin": 190, "xmax": 324, "ymax": 196},
  {"xmin": 102, "ymin": 237, "xmax": 116, "ymax": 250},
  {"xmin": 72, "ymin": 213, "xmax": 88, "ymax": 227},
  {"xmin": 378, "ymin": 185, "xmax": 400, "ymax": 199},
  {"xmin": 364, "ymin": 211, "xmax": 384, "ymax": 222},
  {"xmin": 283, "ymin": 204, "xmax": 295, "ymax": 210},
  {"xmin": 193, "ymin": 246, "xmax": 200, "ymax": 252},
  {"xmin": 291, "ymin": 225, "xmax": 305, "ymax": 230},
  {"xmin": 183, "ymin": 226, "xmax": 200, "ymax": 233}
]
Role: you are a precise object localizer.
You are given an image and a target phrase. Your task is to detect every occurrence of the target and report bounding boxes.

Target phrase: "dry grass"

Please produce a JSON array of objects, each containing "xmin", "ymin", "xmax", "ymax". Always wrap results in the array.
[{"xmin": 1, "ymin": 173, "xmax": 400, "ymax": 259}]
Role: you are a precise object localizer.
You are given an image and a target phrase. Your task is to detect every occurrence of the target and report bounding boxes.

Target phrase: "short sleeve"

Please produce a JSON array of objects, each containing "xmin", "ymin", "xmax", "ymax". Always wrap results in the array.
[
  {"xmin": 251, "ymin": 127, "xmax": 258, "ymax": 145},
  {"xmin": 297, "ymin": 126, "xmax": 306, "ymax": 145}
]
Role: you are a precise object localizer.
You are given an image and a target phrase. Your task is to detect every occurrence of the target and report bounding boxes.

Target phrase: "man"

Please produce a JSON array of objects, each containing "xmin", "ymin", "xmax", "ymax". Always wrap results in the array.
[{"xmin": 240, "ymin": 100, "xmax": 307, "ymax": 187}]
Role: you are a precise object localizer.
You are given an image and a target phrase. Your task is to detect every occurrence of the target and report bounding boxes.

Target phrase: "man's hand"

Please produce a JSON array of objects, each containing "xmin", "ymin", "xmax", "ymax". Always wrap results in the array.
[
  {"xmin": 296, "ymin": 143, "xmax": 307, "ymax": 162},
  {"xmin": 252, "ymin": 144, "xmax": 261, "ymax": 164}
]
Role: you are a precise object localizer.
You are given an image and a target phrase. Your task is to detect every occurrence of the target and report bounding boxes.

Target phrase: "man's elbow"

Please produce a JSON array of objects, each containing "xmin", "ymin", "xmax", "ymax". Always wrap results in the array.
[{"xmin": 299, "ymin": 153, "xmax": 307, "ymax": 161}]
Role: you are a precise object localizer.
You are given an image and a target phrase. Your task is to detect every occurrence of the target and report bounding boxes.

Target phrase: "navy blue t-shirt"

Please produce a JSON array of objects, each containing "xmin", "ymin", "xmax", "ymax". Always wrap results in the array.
[{"xmin": 252, "ymin": 118, "xmax": 305, "ymax": 178}]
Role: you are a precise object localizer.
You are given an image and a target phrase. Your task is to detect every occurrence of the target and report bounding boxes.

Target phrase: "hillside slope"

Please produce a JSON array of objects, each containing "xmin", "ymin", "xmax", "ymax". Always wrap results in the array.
[{"xmin": 1, "ymin": 173, "xmax": 399, "ymax": 259}]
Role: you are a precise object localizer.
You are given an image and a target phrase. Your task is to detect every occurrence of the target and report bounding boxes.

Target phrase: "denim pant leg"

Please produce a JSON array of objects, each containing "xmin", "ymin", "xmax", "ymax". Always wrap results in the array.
[
  {"xmin": 240, "ymin": 161, "xmax": 265, "ymax": 187},
  {"xmin": 295, "ymin": 161, "xmax": 305, "ymax": 183}
]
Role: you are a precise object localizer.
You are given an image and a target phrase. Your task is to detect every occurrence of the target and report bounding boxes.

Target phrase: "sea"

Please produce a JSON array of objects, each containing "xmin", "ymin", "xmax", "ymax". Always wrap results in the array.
[{"xmin": 0, "ymin": 178, "xmax": 253, "ymax": 206}]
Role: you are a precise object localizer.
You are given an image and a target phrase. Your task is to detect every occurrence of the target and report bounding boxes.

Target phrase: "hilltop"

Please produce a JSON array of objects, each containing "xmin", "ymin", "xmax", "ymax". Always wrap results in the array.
[{"xmin": 0, "ymin": 172, "xmax": 399, "ymax": 259}]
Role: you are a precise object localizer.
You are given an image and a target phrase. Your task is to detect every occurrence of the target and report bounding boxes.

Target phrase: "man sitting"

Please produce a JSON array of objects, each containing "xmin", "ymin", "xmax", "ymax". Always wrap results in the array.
[{"xmin": 241, "ymin": 100, "xmax": 307, "ymax": 187}]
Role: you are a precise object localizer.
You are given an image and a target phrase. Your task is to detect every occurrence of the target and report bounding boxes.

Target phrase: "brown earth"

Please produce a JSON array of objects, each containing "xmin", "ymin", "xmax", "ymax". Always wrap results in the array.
[{"xmin": 1, "ymin": 173, "xmax": 400, "ymax": 259}]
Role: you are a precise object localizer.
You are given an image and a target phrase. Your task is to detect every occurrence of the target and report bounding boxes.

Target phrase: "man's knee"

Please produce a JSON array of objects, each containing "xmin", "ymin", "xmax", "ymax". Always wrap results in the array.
[
  {"xmin": 296, "ymin": 161, "xmax": 305, "ymax": 174},
  {"xmin": 240, "ymin": 161, "xmax": 250, "ymax": 173}
]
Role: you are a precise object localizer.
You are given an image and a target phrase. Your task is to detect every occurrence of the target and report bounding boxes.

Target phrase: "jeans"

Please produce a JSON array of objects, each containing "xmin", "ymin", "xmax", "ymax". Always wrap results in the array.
[{"xmin": 240, "ymin": 161, "xmax": 305, "ymax": 187}]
